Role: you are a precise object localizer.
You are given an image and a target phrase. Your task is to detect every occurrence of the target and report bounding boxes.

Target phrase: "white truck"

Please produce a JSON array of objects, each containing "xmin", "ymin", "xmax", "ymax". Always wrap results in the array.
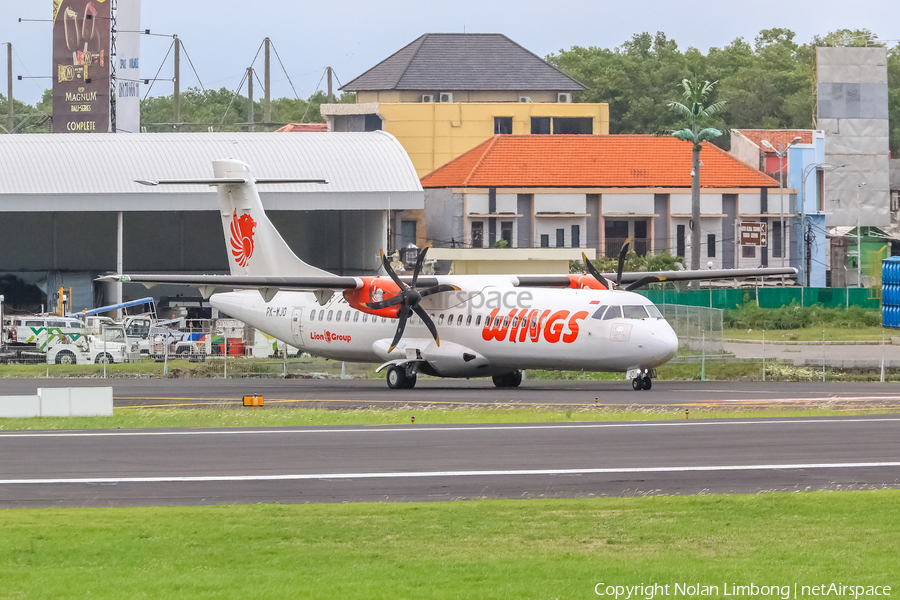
[{"xmin": 45, "ymin": 325, "xmax": 139, "ymax": 365}]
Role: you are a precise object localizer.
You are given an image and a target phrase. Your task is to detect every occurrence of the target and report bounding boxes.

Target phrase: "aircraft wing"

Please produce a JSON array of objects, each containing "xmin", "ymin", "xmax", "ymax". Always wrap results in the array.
[
  {"xmin": 516, "ymin": 266, "xmax": 797, "ymax": 287},
  {"xmin": 102, "ymin": 266, "xmax": 796, "ymax": 295}
]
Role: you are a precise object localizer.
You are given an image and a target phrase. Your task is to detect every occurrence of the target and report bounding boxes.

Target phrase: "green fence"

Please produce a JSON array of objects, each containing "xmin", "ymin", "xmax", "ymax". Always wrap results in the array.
[{"xmin": 637, "ymin": 287, "xmax": 880, "ymax": 310}]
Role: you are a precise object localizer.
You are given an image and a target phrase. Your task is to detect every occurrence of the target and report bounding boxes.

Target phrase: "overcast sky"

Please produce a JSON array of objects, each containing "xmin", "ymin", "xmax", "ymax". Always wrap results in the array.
[{"xmin": 4, "ymin": 0, "xmax": 897, "ymax": 106}]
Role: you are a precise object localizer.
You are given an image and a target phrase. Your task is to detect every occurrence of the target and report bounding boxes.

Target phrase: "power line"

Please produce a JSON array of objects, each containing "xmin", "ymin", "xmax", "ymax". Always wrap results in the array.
[{"xmin": 142, "ymin": 38, "xmax": 175, "ymax": 101}]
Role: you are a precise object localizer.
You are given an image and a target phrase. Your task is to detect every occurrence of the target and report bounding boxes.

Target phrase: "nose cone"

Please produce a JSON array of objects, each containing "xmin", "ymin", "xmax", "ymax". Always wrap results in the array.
[{"xmin": 648, "ymin": 321, "xmax": 678, "ymax": 365}]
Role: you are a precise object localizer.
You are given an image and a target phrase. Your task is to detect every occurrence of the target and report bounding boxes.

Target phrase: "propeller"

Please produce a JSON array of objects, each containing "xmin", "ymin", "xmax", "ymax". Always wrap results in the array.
[
  {"xmin": 582, "ymin": 237, "xmax": 666, "ymax": 292},
  {"xmin": 364, "ymin": 245, "xmax": 459, "ymax": 352}
]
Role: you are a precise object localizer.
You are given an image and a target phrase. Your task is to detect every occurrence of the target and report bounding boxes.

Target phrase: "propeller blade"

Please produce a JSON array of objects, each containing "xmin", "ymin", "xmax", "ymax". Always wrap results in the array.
[
  {"xmin": 412, "ymin": 304, "xmax": 440, "ymax": 347},
  {"xmin": 380, "ymin": 249, "xmax": 408, "ymax": 290},
  {"xmin": 362, "ymin": 294, "xmax": 405, "ymax": 310},
  {"xmin": 419, "ymin": 284, "xmax": 461, "ymax": 298},
  {"xmin": 388, "ymin": 304, "xmax": 410, "ymax": 353},
  {"xmin": 581, "ymin": 252, "xmax": 612, "ymax": 290},
  {"xmin": 624, "ymin": 275, "xmax": 666, "ymax": 292},
  {"xmin": 616, "ymin": 237, "xmax": 632, "ymax": 288},
  {"xmin": 410, "ymin": 242, "xmax": 432, "ymax": 288}
]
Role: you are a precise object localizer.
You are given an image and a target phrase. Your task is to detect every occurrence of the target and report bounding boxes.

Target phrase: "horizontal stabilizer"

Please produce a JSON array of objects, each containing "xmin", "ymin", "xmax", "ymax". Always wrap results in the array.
[{"xmin": 135, "ymin": 178, "xmax": 327, "ymax": 187}]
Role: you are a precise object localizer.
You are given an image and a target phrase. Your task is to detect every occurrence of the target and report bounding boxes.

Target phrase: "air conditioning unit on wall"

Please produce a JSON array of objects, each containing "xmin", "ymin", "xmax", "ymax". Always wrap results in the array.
[
  {"xmin": 558, "ymin": 92, "xmax": 572, "ymax": 103},
  {"xmin": 519, "ymin": 96, "xmax": 532, "ymax": 103},
  {"xmin": 439, "ymin": 92, "xmax": 453, "ymax": 103},
  {"xmin": 421, "ymin": 95, "xmax": 434, "ymax": 103}
]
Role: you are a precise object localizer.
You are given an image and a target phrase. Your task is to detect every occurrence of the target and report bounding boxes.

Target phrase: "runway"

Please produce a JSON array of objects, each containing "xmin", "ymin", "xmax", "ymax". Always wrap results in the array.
[
  {"xmin": 1, "ymin": 416, "xmax": 899, "ymax": 508},
  {"xmin": 4, "ymin": 378, "xmax": 900, "ymax": 411}
]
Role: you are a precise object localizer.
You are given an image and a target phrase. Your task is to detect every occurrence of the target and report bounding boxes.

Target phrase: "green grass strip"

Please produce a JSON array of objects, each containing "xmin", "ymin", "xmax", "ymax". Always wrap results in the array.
[
  {"xmin": 0, "ymin": 491, "xmax": 897, "ymax": 599},
  {"xmin": 0, "ymin": 405, "xmax": 893, "ymax": 430}
]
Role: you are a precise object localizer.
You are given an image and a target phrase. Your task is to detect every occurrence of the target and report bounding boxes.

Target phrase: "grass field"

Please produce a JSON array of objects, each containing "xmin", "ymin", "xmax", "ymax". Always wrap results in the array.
[
  {"xmin": 724, "ymin": 326, "xmax": 896, "ymax": 342},
  {"xmin": 0, "ymin": 491, "xmax": 896, "ymax": 599},
  {"xmin": 0, "ymin": 404, "xmax": 893, "ymax": 431}
]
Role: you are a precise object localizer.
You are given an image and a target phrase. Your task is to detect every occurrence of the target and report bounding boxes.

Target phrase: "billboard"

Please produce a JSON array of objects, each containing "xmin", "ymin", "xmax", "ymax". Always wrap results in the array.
[
  {"xmin": 115, "ymin": 0, "xmax": 141, "ymax": 133},
  {"xmin": 52, "ymin": 0, "xmax": 110, "ymax": 133}
]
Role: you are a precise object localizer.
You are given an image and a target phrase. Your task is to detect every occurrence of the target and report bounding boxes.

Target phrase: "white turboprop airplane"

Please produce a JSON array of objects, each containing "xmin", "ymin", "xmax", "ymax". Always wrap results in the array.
[{"xmin": 115, "ymin": 159, "xmax": 796, "ymax": 390}]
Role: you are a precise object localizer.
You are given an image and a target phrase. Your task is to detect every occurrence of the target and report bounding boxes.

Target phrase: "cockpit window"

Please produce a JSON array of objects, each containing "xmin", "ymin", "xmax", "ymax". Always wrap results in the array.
[
  {"xmin": 646, "ymin": 305, "xmax": 663, "ymax": 319},
  {"xmin": 602, "ymin": 306, "xmax": 621, "ymax": 320},
  {"xmin": 591, "ymin": 306, "xmax": 607, "ymax": 320},
  {"xmin": 623, "ymin": 305, "xmax": 649, "ymax": 319}
]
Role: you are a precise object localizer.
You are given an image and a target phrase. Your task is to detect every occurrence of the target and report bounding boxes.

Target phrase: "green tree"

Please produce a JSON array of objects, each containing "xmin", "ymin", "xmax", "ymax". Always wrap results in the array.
[{"xmin": 668, "ymin": 79, "xmax": 725, "ymax": 272}]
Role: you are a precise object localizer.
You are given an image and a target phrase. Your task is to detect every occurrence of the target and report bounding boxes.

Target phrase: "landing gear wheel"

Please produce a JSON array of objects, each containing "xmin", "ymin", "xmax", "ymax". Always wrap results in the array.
[
  {"xmin": 492, "ymin": 371, "xmax": 522, "ymax": 388},
  {"xmin": 386, "ymin": 365, "xmax": 417, "ymax": 389},
  {"xmin": 632, "ymin": 377, "xmax": 642, "ymax": 391},
  {"xmin": 641, "ymin": 375, "xmax": 652, "ymax": 390}
]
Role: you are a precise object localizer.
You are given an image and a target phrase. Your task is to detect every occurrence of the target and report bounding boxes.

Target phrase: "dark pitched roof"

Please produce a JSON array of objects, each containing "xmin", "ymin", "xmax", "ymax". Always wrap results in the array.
[{"xmin": 341, "ymin": 33, "xmax": 585, "ymax": 92}]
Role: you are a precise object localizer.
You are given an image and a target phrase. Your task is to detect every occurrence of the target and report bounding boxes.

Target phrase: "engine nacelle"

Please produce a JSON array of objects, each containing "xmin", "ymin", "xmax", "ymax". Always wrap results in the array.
[
  {"xmin": 342, "ymin": 277, "xmax": 403, "ymax": 319},
  {"xmin": 567, "ymin": 274, "xmax": 607, "ymax": 290}
]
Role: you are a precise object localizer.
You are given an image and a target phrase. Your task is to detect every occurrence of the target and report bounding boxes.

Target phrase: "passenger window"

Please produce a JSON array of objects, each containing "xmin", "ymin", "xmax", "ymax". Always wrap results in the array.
[
  {"xmin": 466, "ymin": 315, "xmax": 472, "ymax": 326},
  {"xmin": 502, "ymin": 317, "xmax": 509, "ymax": 327},
  {"xmin": 475, "ymin": 315, "xmax": 482, "ymax": 326},
  {"xmin": 457, "ymin": 315, "xmax": 463, "ymax": 326},
  {"xmin": 353, "ymin": 312, "xmax": 359, "ymax": 322},
  {"xmin": 592, "ymin": 306, "xmax": 607, "ymax": 320},
  {"xmin": 602, "ymin": 306, "xmax": 622, "ymax": 320},
  {"xmin": 382, "ymin": 317, "xmax": 387, "ymax": 323},
  {"xmin": 363, "ymin": 313, "xmax": 368, "ymax": 323},
  {"xmin": 623, "ymin": 305, "xmax": 649, "ymax": 319},
  {"xmin": 438, "ymin": 314, "xmax": 445, "ymax": 325},
  {"xmin": 345, "ymin": 311, "xmax": 351, "ymax": 322},
  {"xmin": 646, "ymin": 305, "xmax": 663, "ymax": 319},
  {"xmin": 319, "ymin": 311, "xmax": 325, "ymax": 321},
  {"xmin": 511, "ymin": 317, "xmax": 518, "ymax": 328},
  {"xmin": 327, "ymin": 311, "xmax": 333, "ymax": 321},
  {"xmin": 336, "ymin": 311, "xmax": 342, "ymax": 321},
  {"xmin": 531, "ymin": 315, "xmax": 538, "ymax": 327},
  {"xmin": 448, "ymin": 314, "xmax": 454, "ymax": 325},
  {"xmin": 495, "ymin": 316, "xmax": 502, "ymax": 327}
]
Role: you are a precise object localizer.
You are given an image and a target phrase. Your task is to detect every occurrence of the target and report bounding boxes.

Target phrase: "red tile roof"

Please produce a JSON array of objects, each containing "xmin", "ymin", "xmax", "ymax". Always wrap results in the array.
[
  {"xmin": 733, "ymin": 129, "xmax": 814, "ymax": 152},
  {"xmin": 275, "ymin": 123, "xmax": 328, "ymax": 132},
  {"xmin": 420, "ymin": 135, "xmax": 780, "ymax": 189}
]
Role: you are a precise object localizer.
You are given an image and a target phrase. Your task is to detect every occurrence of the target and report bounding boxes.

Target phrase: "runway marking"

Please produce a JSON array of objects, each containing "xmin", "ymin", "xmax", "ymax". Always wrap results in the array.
[
  {"xmin": 1, "ymin": 417, "xmax": 898, "ymax": 438},
  {"xmin": 2, "ymin": 462, "xmax": 899, "ymax": 485}
]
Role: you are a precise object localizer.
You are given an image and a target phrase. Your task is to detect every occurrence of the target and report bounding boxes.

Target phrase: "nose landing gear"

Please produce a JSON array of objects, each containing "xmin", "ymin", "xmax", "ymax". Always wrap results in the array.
[{"xmin": 628, "ymin": 369, "xmax": 654, "ymax": 391}]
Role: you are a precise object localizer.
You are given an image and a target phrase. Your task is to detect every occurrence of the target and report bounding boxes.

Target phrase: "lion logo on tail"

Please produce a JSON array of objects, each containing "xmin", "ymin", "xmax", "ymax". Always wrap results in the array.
[{"xmin": 230, "ymin": 210, "xmax": 258, "ymax": 267}]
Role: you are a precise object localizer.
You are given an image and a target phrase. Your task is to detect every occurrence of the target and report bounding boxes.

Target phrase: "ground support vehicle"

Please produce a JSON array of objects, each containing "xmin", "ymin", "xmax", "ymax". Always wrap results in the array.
[{"xmin": 45, "ymin": 325, "xmax": 139, "ymax": 365}]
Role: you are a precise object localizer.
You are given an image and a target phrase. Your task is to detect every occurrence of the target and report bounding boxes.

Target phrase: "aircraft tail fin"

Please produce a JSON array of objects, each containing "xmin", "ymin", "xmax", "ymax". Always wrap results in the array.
[{"xmin": 138, "ymin": 160, "xmax": 331, "ymax": 278}]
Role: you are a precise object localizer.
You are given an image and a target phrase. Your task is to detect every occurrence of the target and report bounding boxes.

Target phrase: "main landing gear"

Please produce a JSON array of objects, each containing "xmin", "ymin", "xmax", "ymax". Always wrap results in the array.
[
  {"xmin": 386, "ymin": 364, "xmax": 417, "ymax": 389},
  {"xmin": 492, "ymin": 371, "xmax": 522, "ymax": 388}
]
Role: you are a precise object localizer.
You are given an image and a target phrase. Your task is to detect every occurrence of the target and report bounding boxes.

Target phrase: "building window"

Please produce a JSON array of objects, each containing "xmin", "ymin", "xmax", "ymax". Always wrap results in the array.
[
  {"xmin": 571, "ymin": 225, "xmax": 580, "ymax": 248},
  {"xmin": 553, "ymin": 117, "xmax": 592, "ymax": 134},
  {"xmin": 556, "ymin": 228, "xmax": 565, "ymax": 248},
  {"xmin": 471, "ymin": 221, "xmax": 484, "ymax": 248},
  {"xmin": 772, "ymin": 221, "xmax": 782, "ymax": 258},
  {"xmin": 742, "ymin": 245, "xmax": 756, "ymax": 258},
  {"xmin": 399, "ymin": 220, "xmax": 417, "ymax": 247},
  {"xmin": 494, "ymin": 117, "xmax": 513, "ymax": 135},
  {"xmin": 364, "ymin": 114, "xmax": 382, "ymax": 132},
  {"xmin": 540, "ymin": 234, "xmax": 549, "ymax": 248},
  {"xmin": 500, "ymin": 221, "xmax": 513, "ymax": 247},
  {"xmin": 531, "ymin": 117, "xmax": 551, "ymax": 134},
  {"xmin": 676, "ymin": 224, "xmax": 686, "ymax": 257},
  {"xmin": 707, "ymin": 234, "xmax": 716, "ymax": 258}
]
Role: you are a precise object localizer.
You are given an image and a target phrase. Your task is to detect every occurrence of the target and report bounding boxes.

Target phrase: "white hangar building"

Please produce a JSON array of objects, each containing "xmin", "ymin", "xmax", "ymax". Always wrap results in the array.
[{"xmin": 0, "ymin": 131, "xmax": 422, "ymax": 313}]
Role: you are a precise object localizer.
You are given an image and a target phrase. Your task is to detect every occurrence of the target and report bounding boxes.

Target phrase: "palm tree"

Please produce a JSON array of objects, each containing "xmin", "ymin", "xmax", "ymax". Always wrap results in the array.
[{"xmin": 668, "ymin": 79, "xmax": 725, "ymax": 272}]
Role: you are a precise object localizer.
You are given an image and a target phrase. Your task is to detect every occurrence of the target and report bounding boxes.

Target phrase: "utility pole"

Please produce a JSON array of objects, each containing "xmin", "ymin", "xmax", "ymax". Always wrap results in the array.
[
  {"xmin": 173, "ymin": 35, "xmax": 180, "ymax": 125},
  {"xmin": 6, "ymin": 42, "xmax": 12, "ymax": 134},
  {"xmin": 263, "ymin": 38, "xmax": 271, "ymax": 129},
  {"xmin": 247, "ymin": 67, "xmax": 254, "ymax": 132},
  {"xmin": 327, "ymin": 66, "xmax": 333, "ymax": 104}
]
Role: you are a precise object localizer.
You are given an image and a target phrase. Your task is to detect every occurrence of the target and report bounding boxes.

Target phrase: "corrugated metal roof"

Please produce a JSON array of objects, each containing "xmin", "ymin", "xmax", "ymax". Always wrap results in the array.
[
  {"xmin": 0, "ymin": 131, "xmax": 423, "ymax": 211},
  {"xmin": 341, "ymin": 33, "xmax": 584, "ymax": 92}
]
